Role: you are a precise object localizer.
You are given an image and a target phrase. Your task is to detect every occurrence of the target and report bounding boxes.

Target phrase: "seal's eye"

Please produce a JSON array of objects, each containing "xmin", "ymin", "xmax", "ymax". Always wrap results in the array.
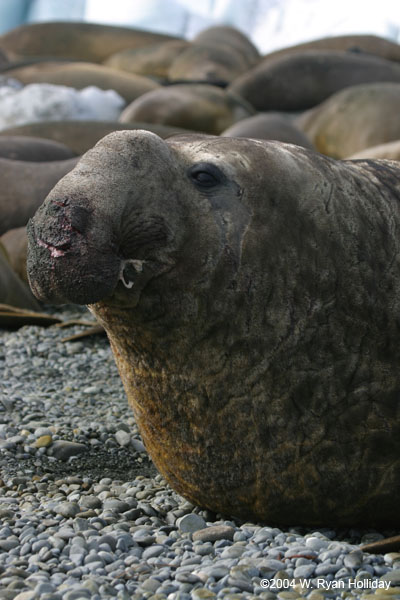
[{"xmin": 188, "ymin": 163, "xmax": 224, "ymax": 188}]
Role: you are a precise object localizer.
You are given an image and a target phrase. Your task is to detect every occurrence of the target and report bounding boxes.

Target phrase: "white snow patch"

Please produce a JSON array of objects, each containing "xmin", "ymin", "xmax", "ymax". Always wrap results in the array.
[{"xmin": 0, "ymin": 82, "xmax": 126, "ymax": 130}]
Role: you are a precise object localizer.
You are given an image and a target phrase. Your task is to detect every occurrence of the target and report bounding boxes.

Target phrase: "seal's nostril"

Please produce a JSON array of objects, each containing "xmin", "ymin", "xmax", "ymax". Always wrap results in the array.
[
  {"xmin": 69, "ymin": 205, "xmax": 92, "ymax": 235},
  {"xmin": 49, "ymin": 199, "xmax": 92, "ymax": 235}
]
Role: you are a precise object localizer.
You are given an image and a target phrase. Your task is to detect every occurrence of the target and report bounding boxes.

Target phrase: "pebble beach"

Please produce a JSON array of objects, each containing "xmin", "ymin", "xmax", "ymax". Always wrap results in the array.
[{"xmin": 1, "ymin": 307, "xmax": 400, "ymax": 600}]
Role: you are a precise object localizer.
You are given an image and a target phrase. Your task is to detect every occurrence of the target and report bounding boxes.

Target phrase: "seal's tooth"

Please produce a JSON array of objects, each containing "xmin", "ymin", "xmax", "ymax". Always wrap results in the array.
[
  {"xmin": 119, "ymin": 259, "xmax": 146, "ymax": 288},
  {"xmin": 120, "ymin": 272, "xmax": 134, "ymax": 289}
]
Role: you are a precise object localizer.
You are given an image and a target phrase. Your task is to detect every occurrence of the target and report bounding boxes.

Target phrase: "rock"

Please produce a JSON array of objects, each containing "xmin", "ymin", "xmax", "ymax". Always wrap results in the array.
[
  {"xmin": 192, "ymin": 525, "xmax": 236, "ymax": 543},
  {"xmin": 49, "ymin": 440, "xmax": 87, "ymax": 461},
  {"xmin": 79, "ymin": 495, "xmax": 102, "ymax": 510},
  {"xmin": 380, "ymin": 569, "xmax": 400, "ymax": 585},
  {"xmin": 115, "ymin": 430, "xmax": 131, "ymax": 446},
  {"xmin": 102, "ymin": 499, "xmax": 130, "ymax": 513},
  {"xmin": 33, "ymin": 434, "xmax": 52, "ymax": 448},
  {"xmin": 191, "ymin": 589, "xmax": 217, "ymax": 599},
  {"xmin": 54, "ymin": 501, "xmax": 80, "ymax": 518},
  {"xmin": 344, "ymin": 550, "xmax": 363, "ymax": 568},
  {"xmin": 293, "ymin": 564, "xmax": 315, "ymax": 578},
  {"xmin": 177, "ymin": 513, "xmax": 207, "ymax": 534}
]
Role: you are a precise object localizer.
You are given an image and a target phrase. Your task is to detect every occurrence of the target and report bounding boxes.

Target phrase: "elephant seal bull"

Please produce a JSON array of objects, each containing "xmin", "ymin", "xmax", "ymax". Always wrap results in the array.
[
  {"xmin": 168, "ymin": 26, "xmax": 260, "ymax": 85},
  {"xmin": 262, "ymin": 34, "xmax": 400, "ymax": 65},
  {"xmin": 27, "ymin": 131, "xmax": 400, "ymax": 527},
  {"xmin": 0, "ymin": 21, "xmax": 180, "ymax": 63},
  {"xmin": 1, "ymin": 227, "xmax": 28, "ymax": 284},
  {"xmin": 347, "ymin": 140, "xmax": 400, "ymax": 161},
  {"xmin": 0, "ymin": 136, "xmax": 76, "ymax": 161},
  {"xmin": 5, "ymin": 61, "xmax": 159, "ymax": 104},
  {"xmin": 221, "ymin": 112, "xmax": 314, "ymax": 148},
  {"xmin": 0, "ymin": 121, "xmax": 195, "ymax": 155},
  {"xmin": 119, "ymin": 84, "xmax": 254, "ymax": 134},
  {"xmin": 0, "ymin": 156, "xmax": 78, "ymax": 235},
  {"xmin": 297, "ymin": 82, "xmax": 400, "ymax": 158},
  {"xmin": 229, "ymin": 50, "xmax": 400, "ymax": 111},
  {"xmin": 0, "ymin": 242, "xmax": 39, "ymax": 311}
]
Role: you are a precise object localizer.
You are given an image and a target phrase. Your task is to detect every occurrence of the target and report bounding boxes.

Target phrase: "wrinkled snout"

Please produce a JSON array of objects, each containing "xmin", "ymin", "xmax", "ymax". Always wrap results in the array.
[
  {"xmin": 27, "ymin": 128, "xmax": 181, "ymax": 306},
  {"xmin": 27, "ymin": 192, "xmax": 121, "ymax": 305}
]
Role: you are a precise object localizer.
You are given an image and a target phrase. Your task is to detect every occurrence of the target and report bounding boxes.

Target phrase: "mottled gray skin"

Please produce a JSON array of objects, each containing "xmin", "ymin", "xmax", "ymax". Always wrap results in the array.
[{"xmin": 27, "ymin": 131, "xmax": 400, "ymax": 526}]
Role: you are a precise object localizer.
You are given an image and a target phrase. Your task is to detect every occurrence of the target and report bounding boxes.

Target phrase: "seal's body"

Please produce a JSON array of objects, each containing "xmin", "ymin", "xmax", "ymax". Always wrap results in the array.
[
  {"xmin": 27, "ymin": 131, "xmax": 400, "ymax": 526},
  {"xmin": 0, "ymin": 156, "xmax": 77, "ymax": 235}
]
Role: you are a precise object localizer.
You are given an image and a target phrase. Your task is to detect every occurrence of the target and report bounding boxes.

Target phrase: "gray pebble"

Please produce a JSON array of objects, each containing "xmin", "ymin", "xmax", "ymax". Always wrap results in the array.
[
  {"xmin": 63, "ymin": 588, "xmax": 92, "ymax": 600},
  {"xmin": 192, "ymin": 525, "xmax": 235, "ymax": 543},
  {"xmin": 335, "ymin": 566, "xmax": 354, "ymax": 579},
  {"xmin": 49, "ymin": 440, "xmax": 87, "ymax": 460},
  {"xmin": 0, "ymin": 539, "xmax": 19, "ymax": 551},
  {"xmin": 344, "ymin": 549, "xmax": 363, "ymax": 568},
  {"xmin": 293, "ymin": 564, "xmax": 315, "ymax": 578},
  {"xmin": 115, "ymin": 430, "xmax": 131, "ymax": 447},
  {"xmin": 102, "ymin": 499, "xmax": 130, "ymax": 513},
  {"xmin": 305, "ymin": 536, "xmax": 329, "ymax": 551},
  {"xmin": 79, "ymin": 495, "xmax": 102, "ymax": 509},
  {"xmin": 131, "ymin": 439, "xmax": 146, "ymax": 453},
  {"xmin": 140, "ymin": 577, "xmax": 160, "ymax": 592},
  {"xmin": 142, "ymin": 545, "xmax": 165, "ymax": 560},
  {"xmin": 54, "ymin": 501, "xmax": 80, "ymax": 518},
  {"xmin": 191, "ymin": 589, "xmax": 217, "ymax": 599},
  {"xmin": 177, "ymin": 513, "xmax": 207, "ymax": 534},
  {"xmin": 380, "ymin": 568, "xmax": 400, "ymax": 584},
  {"xmin": 314, "ymin": 562, "xmax": 342, "ymax": 575}
]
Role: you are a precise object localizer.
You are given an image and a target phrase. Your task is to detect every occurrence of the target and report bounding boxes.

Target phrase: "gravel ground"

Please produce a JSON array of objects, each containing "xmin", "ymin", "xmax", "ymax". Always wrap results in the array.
[{"xmin": 1, "ymin": 306, "xmax": 400, "ymax": 600}]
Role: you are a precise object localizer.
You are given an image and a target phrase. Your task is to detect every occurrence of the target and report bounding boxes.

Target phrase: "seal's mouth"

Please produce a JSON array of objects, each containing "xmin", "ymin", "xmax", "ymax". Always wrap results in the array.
[
  {"xmin": 27, "ymin": 207, "xmax": 122, "ymax": 306},
  {"xmin": 36, "ymin": 236, "xmax": 68, "ymax": 258},
  {"xmin": 28, "ymin": 210, "xmax": 157, "ymax": 308}
]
